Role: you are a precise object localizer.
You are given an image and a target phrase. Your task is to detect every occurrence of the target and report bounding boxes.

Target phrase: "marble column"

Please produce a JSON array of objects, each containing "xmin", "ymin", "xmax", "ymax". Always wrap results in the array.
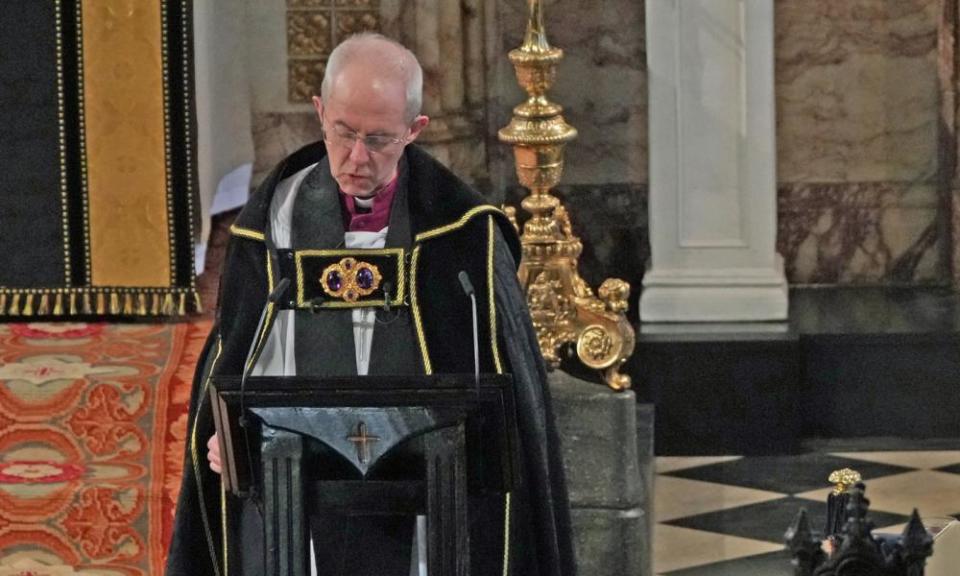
[
  {"xmin": 640, "ymin": 0, "xmax": 788, "ymax": 322},
  {"xmin": 394, "ymin": 0, "xmax": 487, "ymax": 186},
  {"xmin": 940, "ymin": 0, "xmax": 960, "ymax": 288}
]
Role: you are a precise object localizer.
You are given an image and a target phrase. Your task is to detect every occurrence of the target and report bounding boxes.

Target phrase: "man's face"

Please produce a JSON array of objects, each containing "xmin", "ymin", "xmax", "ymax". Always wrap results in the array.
[{"xmin": 313, "ymin": 73, "xmax": 428, "ymax": 198}]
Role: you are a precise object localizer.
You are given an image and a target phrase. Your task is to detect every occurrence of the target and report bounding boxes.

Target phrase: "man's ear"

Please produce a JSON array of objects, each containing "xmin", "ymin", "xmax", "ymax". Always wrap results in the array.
[
  {"xmin": 312, "ymin": 96, "xmax": 324, "ymax": 122},
  {"xmin": 406, "ymin": 115, "xmax": 430, "ymax": 143}
]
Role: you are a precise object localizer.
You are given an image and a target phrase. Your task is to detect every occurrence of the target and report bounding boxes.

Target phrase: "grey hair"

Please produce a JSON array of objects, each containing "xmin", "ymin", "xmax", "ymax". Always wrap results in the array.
[{"xmin": 320, "ymin": 32, "xmax": 424, "ymax": 122}]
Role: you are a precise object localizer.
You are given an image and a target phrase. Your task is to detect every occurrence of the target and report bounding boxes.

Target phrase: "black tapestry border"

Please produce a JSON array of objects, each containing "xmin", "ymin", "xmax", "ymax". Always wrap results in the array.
[{"xmin": 0, "ymin": 0, "xmax": 200, "ymax": 319}]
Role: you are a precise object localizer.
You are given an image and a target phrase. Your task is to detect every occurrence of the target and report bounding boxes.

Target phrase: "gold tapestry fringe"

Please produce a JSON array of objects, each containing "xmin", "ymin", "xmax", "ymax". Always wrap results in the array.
[
  {"xmin": 0, "ymin": 289, "xmax": 201, "ymax": 317},
  {"xmin": 161, "ymin": 293, "xmax": 174, "ymax": 316},
  {"xmin": 37, "ymin": 294, "xmax": 50, "ymax": 316},
  {"xmin": 22, "ymin": 294, "xmax": 34, "ymax": 316}
]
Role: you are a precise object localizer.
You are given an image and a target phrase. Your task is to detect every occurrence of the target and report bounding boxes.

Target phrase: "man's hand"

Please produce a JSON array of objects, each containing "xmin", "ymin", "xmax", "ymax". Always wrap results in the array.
[{"xmin": 207, "ymin": 433, "xmax": 222, "ymax": 474}]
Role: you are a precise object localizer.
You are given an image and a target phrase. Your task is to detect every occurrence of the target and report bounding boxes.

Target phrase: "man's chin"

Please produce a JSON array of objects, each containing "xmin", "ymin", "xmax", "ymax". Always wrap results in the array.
[{"xmin": 337, "ymin": 180, "xmax": 374, "ymax": 198}]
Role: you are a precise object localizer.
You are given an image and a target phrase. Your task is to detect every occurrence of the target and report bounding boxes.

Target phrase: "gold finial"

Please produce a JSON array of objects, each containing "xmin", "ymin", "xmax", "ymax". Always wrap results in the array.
[
  {"xmin": 521, "ymin": 0, "xmax": 552, "ymax": 54},
  {"xmin": 828, "ymin": 468, "xmax": 862, "ymax": 495},
  {"xmin": 498, "ymin": 0, "xmax": 635, "ymax": 390}
]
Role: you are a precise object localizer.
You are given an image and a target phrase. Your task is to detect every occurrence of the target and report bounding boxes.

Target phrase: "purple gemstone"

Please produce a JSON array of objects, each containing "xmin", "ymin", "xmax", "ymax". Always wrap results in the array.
[
  {"xmin": 326, "ymin": 270, "xmax": 342, "ymax": 291},
  {"xmin": 357, "ymin": 267, "xmax": 374, "ymax": 289}
]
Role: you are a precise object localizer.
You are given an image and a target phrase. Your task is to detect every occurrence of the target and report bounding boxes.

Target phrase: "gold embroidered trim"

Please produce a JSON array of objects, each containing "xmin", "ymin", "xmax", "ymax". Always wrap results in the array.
[
  {"xmin": 221, "ymin": 481, "xmax": 229, "ymax": 576},
  {"xmin": 180, "ymin": 0, "xmax": 198, "ymax": 293},
  {"xmin": 414, "ymin": 205, "xmax": 504, "ymax": 243},
  {"xmin": 54, "ymin": 0, "xmax": 71, "ymax": 286},
  {"xmin": 76, "ymin": 0, "xmax": 91, "ymax": 280},
  {"xmin": 502, "ymin": 492, "xmax": 512, "ymax": 576},
  {"xmin": 160, "ymin": 0, "xmax": 175, "ymax": 285},
  {"xmin": 229, "ymin": 224, "xmax": 265, "ymax": 241},
  {"xmin": 488, "ymin": 216, "xmax": 503, "ymax": 374},
  {"xmin": 266, "ymin": 250, "xmax": 274, "ymax": 293},
  {"xmin": 191, "ymin": 336, "xmax": 224, "ymax": 576},
  {"xmin": 409, "ymin": 245, "xmax": 432, "ymax": 374}
]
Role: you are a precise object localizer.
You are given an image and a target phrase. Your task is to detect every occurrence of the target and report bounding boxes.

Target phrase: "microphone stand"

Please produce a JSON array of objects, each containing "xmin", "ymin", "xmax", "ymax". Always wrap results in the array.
[
  {"xmin": 236, "ymin": 277, "xmax": 290, "ymax": 500},
  {"xmin": 458, "ymin": 271, "xmax": 480, "ymax": 395}
]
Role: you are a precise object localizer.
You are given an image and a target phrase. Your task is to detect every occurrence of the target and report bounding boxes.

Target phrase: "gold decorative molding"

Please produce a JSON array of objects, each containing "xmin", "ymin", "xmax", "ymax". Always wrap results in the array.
[
  {"xmin": 499, "ymin": 0, "xmax": 635, "ymax": 390},
  {"xmin": 287, "ymin": 11, "xmax": 332, "ymax": 57},
  {"xmin": 335, "ymin": 10, "xmax": 379, "ymax": 37},
  {"xmin": 286, "ymin": 0, "xmax": 381, "ymax": 103},
  {"xmin": 288, "ymin": 60, "xmax": 327, "ymax": 104}
]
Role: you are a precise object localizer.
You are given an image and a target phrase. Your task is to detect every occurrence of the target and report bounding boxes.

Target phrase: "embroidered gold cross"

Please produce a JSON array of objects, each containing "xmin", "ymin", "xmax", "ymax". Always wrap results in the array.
[{"xmin": 347, "ymin": 421, "xmax": 380, "ymax": 465}]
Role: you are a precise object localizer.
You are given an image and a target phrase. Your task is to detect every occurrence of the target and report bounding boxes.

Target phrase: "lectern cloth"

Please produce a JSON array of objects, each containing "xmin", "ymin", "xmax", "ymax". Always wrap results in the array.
[{"xmin": 166, "ymin": 142, "xmax": 577, "ymax": 576}]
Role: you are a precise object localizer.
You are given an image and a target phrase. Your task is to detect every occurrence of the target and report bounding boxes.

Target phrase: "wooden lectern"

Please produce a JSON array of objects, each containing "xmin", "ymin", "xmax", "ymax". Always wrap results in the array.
[{"xmin": 210, "ymin": 374, "xmax": 519, "ymax": 576}]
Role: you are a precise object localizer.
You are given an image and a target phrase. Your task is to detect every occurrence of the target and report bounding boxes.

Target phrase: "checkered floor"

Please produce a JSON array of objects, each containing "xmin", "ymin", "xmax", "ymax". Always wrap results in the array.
[{"xmin": 653, "ymin": 447, "xmax": 960, "ymax": 575}]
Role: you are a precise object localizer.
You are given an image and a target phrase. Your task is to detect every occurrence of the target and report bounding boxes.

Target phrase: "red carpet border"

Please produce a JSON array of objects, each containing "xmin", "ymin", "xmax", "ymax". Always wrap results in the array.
[{"xmin": 0, "ymin": 321, "xmax": 210, "ymax": 575}]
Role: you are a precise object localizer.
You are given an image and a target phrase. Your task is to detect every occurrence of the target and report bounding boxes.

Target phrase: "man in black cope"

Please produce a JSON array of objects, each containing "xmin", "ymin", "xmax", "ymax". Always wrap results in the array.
[{"xmin": 166, "ymin": 33, "xmax": 575, "ymax": 576}]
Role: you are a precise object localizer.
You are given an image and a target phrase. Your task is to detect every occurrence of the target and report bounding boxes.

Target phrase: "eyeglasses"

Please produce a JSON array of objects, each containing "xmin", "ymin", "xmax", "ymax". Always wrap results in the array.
[{"xmin": 321, "ymin": 115, "xmax": 408, "ymax": 153}]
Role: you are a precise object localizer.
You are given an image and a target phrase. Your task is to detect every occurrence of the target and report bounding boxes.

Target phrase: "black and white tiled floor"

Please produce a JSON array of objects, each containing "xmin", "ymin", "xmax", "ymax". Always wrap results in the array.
[{"xmin": 653, "ymin": 449, "xmax": 960, "ymax": 575}]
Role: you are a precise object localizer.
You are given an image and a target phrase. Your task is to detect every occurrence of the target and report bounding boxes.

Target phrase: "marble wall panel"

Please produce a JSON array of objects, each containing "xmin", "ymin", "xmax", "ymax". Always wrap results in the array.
[
  {"xmin": 772, "ymin": 0, "xmax": 949, "ymax": 286},
  {"xmin": 777, "ymin": 182, "xmax": 946, "ymax": 284},
  {"xmin": 775, "ymin": 0, "xmax": 940, "ymax": 183}
]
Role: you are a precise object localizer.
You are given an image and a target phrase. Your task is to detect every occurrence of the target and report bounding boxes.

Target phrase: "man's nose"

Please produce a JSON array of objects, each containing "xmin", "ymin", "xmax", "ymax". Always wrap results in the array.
[{"xmin": 348, "ymin": 138, "xmax": 371, "ymax": 163}]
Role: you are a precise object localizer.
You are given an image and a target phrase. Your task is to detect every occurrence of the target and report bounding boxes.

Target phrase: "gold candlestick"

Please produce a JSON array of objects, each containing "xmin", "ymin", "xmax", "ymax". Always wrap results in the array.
[{"xmin": 499, "ymin": 0, "xmax": 635, "ymax": 390}]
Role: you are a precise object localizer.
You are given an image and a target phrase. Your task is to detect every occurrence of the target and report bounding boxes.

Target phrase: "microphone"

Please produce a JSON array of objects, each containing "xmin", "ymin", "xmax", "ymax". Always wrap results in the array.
[
  {"xmin": 242, "ymin": 278, "xmax": 291, "ymax": 385},
  {"xmin": 458, "ymin": 271, "xmax": 480, "ymax": 393},
  {"xmin": 382, "ymin": 281, "xmax": 392, "ymax": 312},
  {"xmin": 235, "ymin": 277, "xmax": 290, "ymax": 497}
]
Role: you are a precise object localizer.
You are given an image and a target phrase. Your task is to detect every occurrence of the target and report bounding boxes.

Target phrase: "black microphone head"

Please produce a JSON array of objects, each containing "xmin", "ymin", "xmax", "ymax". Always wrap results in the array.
[{"xmin": 458, "ymin": 270, "xmax": 475, "ymax": 297}]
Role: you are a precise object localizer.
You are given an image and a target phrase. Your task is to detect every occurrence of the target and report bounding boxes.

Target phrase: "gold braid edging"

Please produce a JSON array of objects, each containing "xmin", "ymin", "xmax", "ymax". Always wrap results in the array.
[
  {"xmin": 502, "ymin": 492, "xmax": 512, "ymax": 576},
  {"xmin": 414, "ymin": 205, "xmax": 504, "ymax": 243},
  {"xmin": 190, "ymin": 336, "xmax": 224, "ymax": 576},
  {"xmin": 487, "ymin": 216, "xmax": 503, "ymax": 374},
  {"xmin": 409, "ymin": 245, "xmax": 432, "ymax": 374},
  {"xmin": 229, "ymin": 224, "xmax": 265, "ymax": 241}
]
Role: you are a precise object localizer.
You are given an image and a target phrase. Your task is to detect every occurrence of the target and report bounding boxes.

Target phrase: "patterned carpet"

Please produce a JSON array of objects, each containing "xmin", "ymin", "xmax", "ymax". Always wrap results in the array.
[{"xmin": 0, "ymin": 321, "xmax": 210, "ymax": 575}]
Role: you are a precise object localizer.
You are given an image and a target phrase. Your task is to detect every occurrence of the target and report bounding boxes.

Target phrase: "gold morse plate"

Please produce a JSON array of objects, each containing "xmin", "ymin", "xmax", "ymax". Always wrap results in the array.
[{"xmin": 320, "ymin": 257, "xmax": 382, "ymax": 303}]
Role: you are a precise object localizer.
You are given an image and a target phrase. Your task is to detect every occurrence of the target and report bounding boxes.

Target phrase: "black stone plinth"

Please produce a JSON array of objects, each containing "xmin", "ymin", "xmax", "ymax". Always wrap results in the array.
[
  {"xmin": 632, "ymin": 287, "xmax": 960, "ymax": 455},
  {"xmin": 633, "ymin": 324, "xmax": 802, "ymax": 455}
]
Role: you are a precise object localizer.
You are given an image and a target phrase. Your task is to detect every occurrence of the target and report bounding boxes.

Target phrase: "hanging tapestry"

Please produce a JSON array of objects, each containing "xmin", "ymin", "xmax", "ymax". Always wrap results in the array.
[{"xmin": 0, "ymin": 0, "xmax": 200, "ymax": 318}]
